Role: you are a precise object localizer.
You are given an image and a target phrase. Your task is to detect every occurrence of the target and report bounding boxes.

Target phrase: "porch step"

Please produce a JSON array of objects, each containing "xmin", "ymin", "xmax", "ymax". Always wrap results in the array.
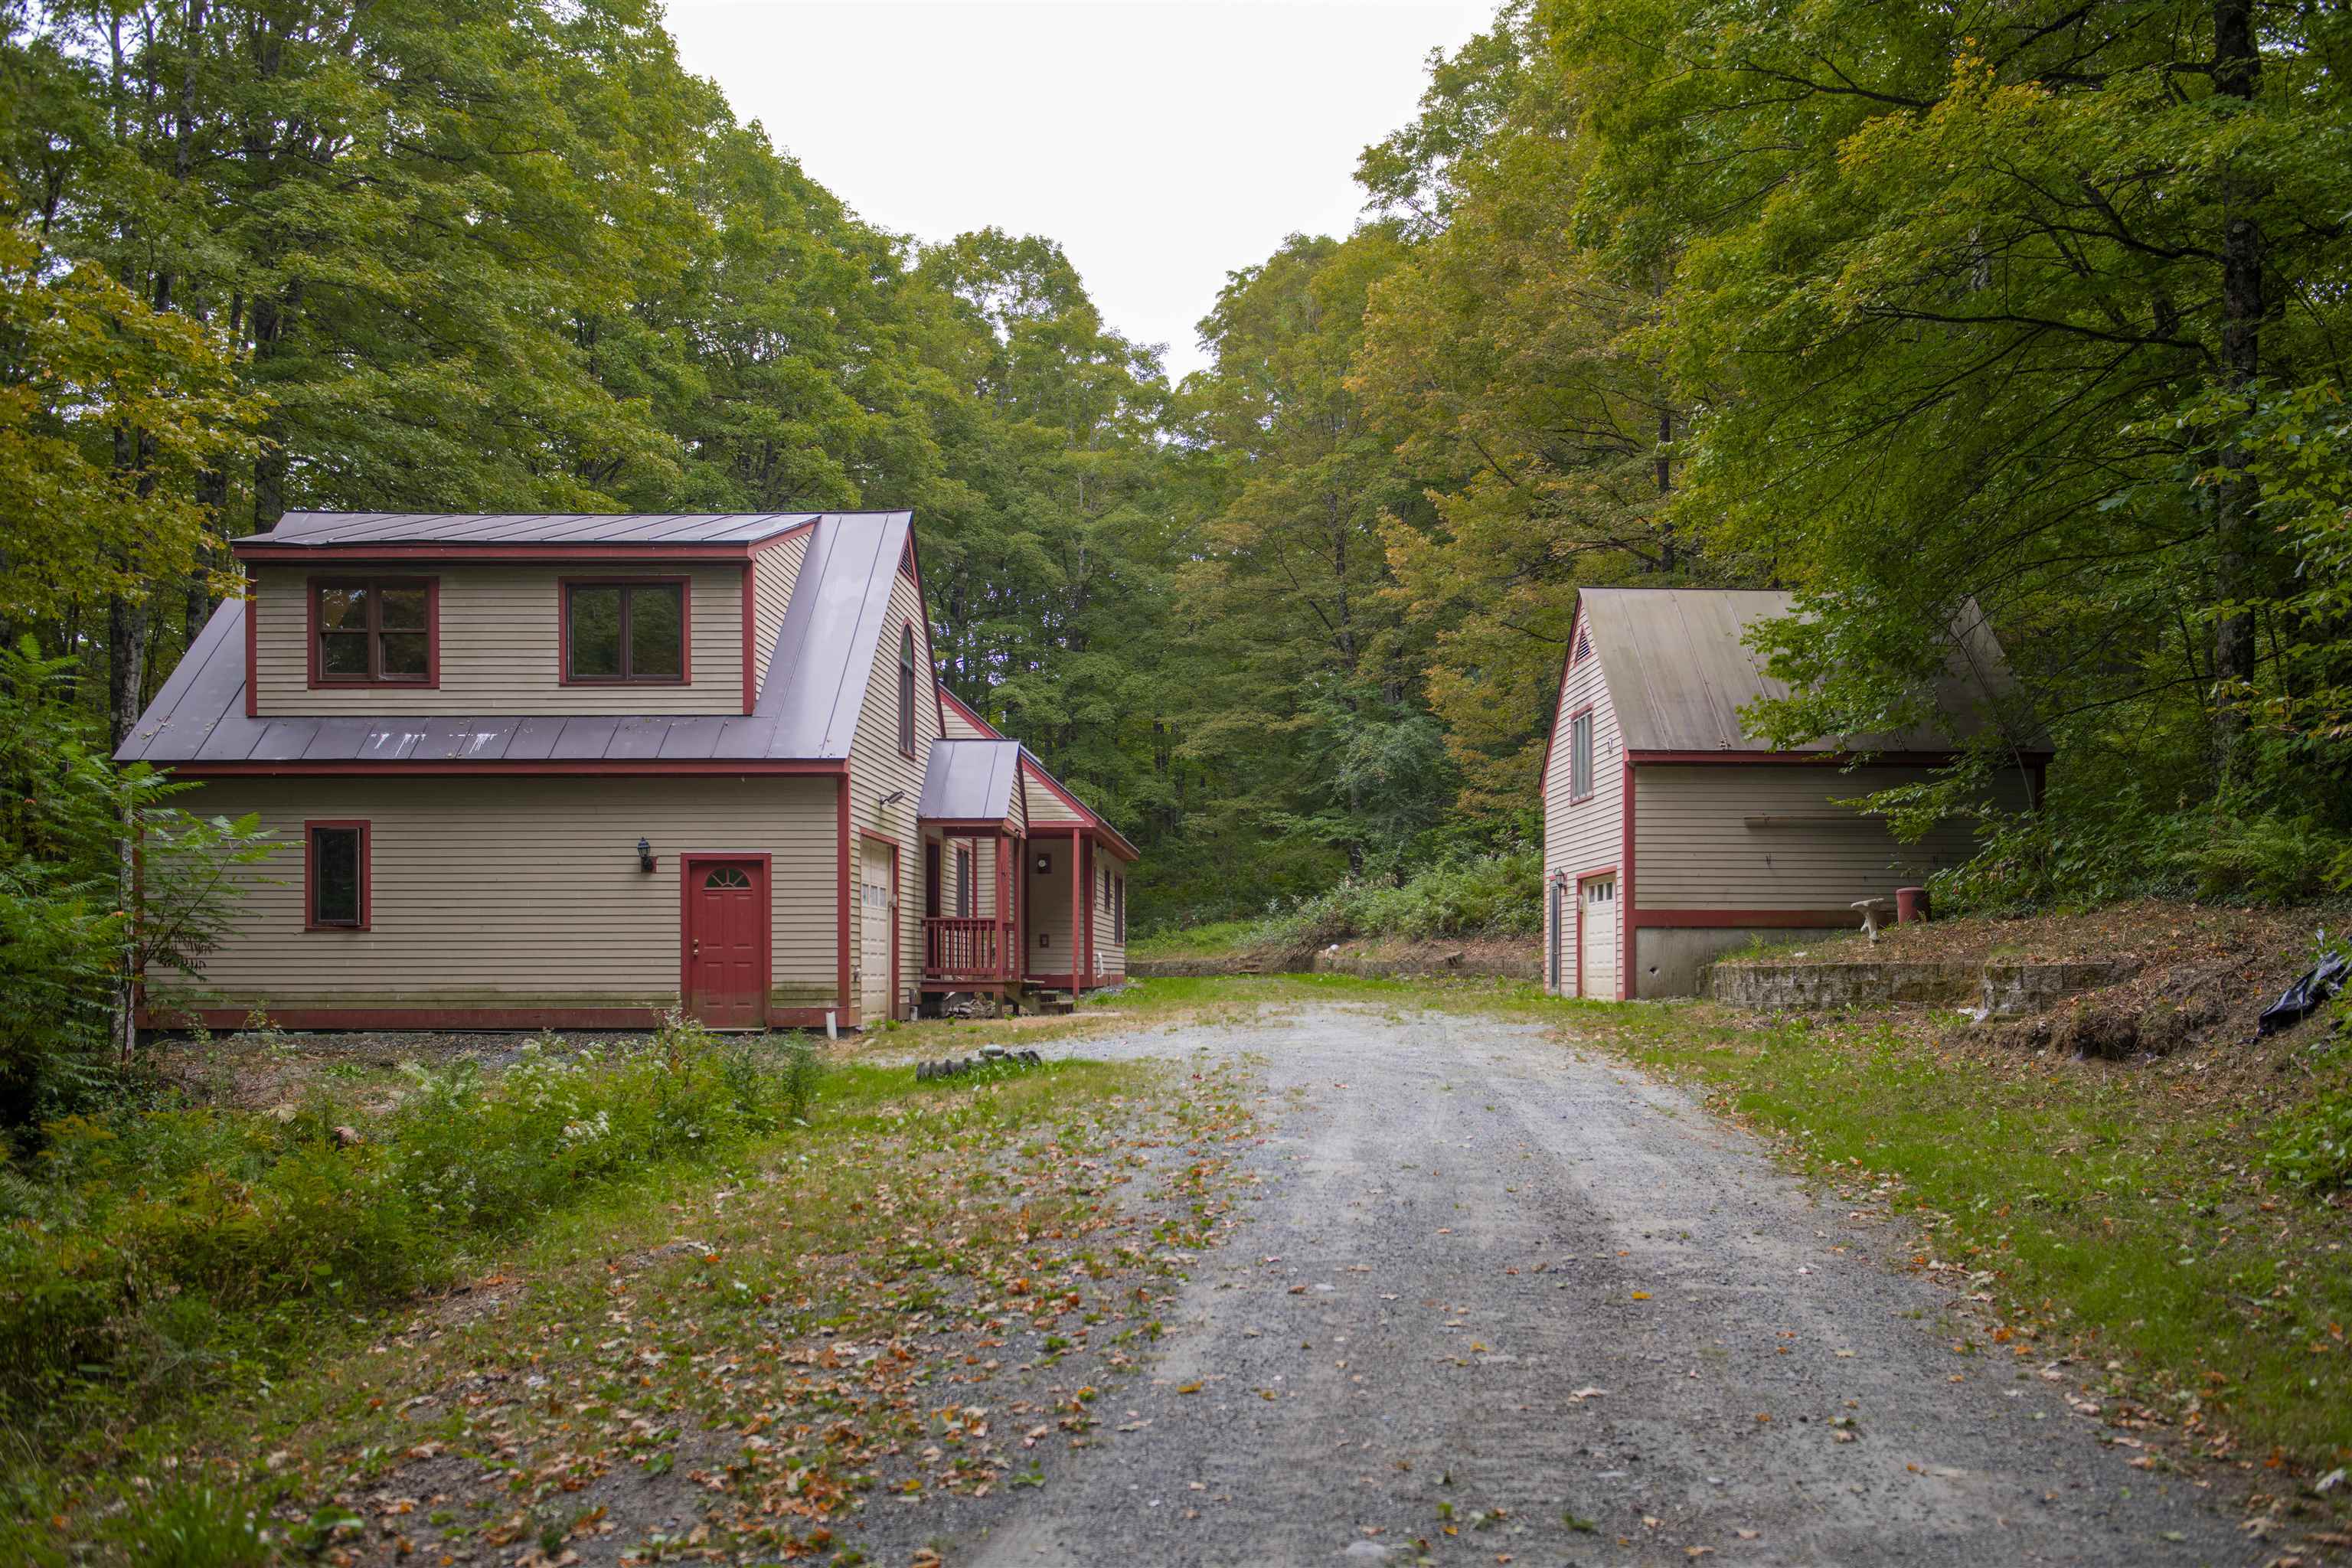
[{"xmin": 1031, "ymin": 988, "xmax": 1075, "ymax": 1016}]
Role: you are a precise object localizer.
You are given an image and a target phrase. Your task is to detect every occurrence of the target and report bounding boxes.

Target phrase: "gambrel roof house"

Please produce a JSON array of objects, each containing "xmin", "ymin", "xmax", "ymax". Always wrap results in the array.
[
  {"xmin": 1542, "ymin": 588, "xmax": 2048, "ymax": 1000},
  {"xmin": 120, "ymin": 511, "xmax": 1135, "ymax": 1031}
]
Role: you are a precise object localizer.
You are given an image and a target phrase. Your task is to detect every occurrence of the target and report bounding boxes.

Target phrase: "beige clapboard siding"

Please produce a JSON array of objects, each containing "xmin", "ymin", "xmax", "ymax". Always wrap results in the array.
[
  {"xmin": 146, "ymin": 776, "xmax": 838, "ymax": 1012},
  {"xmin": 253, "ymin": 564, "xmax": 745, "ymax": 715},
  {"xmin": 1024, "ymin": 851, "xmax": 1076, "ymax": 969},
  {"xmin": 1542, "ymin": 628, "xmax": 1622, "ymax": 993},
  {"xmin": 750, "ymin": 532, "xmax": 809, "ymax": 697},
  {"xmin": 1632, "ymin": 765, "xmax": 2025, "ymax": 908},
  {"xmin": 1024, "ymin": 770, "xmax": 1085, "ymax": 825},
  {"xmin": 1091, "ymin": 854, "xmax": 1127, "ymax": 976},
  {"xmin": 847, "ymin": 565, "xmax": 939, "ymax": 1020},
  {"xmin": 935, "ymin": 834, "xmax": 1001, "ymax": 917},
  {"xmin": 940, "ymin": 697, "xmax": 993, "ymax": 740}
]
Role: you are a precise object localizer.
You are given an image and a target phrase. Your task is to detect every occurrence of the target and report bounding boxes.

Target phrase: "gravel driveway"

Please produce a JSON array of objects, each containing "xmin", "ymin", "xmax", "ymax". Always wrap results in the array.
[{"xmin": 956, "ymin": 998, "xmax": 2256, "ymax": 1567}]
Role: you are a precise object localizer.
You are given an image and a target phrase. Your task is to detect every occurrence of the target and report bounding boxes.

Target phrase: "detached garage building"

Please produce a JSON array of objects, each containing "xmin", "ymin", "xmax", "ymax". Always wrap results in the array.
[{"xmin": 1541, "ymin": 589, "xmax": 2047, "ymax": 999}]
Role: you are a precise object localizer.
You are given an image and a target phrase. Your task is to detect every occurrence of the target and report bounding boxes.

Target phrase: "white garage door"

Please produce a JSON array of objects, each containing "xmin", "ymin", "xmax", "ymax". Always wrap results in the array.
[
  {"xmin": 1579, "ymin": 876, "xmax": 1616, "ymax": 999},
  {"xmin": 860, "ymin": 840, "xmax": 895, "ymax": 1023}
]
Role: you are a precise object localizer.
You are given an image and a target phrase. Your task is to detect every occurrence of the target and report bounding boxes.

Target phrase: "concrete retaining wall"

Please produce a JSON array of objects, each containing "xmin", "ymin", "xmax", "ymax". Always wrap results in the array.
[
  {"xmin": 1708, "ymin": 961, "xmax": 1979, "ymax": 1010},
  {"xmin": 1709, "ymin": 956, "xmax": 2142, "ymax": 1014}
]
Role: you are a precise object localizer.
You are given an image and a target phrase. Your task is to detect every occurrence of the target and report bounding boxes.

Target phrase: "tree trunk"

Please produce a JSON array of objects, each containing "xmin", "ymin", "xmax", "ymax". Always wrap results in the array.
[{"xmin": 2210, "ymin": 0, "xmax": 2262, "ymax": 786}]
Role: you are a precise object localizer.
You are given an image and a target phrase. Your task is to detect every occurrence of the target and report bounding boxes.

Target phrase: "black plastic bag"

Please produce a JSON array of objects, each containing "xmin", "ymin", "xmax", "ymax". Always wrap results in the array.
[{"xmin": 2258, "ymin": 946, "xmax": 2349, "ymax": 1037}]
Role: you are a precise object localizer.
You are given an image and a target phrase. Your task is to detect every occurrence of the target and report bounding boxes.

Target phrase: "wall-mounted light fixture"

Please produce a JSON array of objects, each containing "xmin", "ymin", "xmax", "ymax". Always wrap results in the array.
[
  {"xmin": 636, "ymin": 837, "xmax": 655, "ymax": 873},
  {"xmin": 1033, "ymin": 851, "xmax": 1054, "ymax": 874},
  {"xmin": 879, "ymin": 789, "xmax": 906, "ymax": 807}
]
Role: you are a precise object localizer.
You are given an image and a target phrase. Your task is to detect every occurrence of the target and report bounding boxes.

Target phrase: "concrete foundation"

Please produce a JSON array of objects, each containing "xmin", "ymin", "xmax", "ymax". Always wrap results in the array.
[{"xmin": 1632, "ymin": 927, "xmax": 1855, "ymax": 999}]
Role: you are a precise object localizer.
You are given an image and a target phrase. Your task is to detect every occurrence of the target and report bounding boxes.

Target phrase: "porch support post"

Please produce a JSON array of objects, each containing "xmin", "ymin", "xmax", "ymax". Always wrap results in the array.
[{"xmin": 996, "ymin": 828, "xmax": 1011, "ymax": 981}]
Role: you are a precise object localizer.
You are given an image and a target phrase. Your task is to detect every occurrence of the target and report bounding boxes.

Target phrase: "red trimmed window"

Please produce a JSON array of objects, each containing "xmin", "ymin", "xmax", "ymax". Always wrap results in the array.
[
  {"xmin": 564, "ymin": 579, "xmax": 687, "ymax": 683},
  {"xmin": 1569, "ymin": 710, "xmax": 1595, "ymax": 801},
  {"xmin": 897, "ymin": 625, "xmax": 917, "ymax": 756},
  {"xmin": 1114, "ymin": 876, "xmax": 1125, "ymax": 943},
  {"xmin": 305, "ymin": 821, "xmax": 370, "ymax": 930},
  {"xmin": 312, "ymin": 578, "xmax": 435, "ymax": 686}
]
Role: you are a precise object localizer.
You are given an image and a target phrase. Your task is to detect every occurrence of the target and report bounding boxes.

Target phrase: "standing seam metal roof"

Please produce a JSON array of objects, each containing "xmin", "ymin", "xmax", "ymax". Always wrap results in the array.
[
  {"xmin": 917, "ymin": 740, "xmax": 1024, "ymax": 822},
  {"xmin": 237, "ymin": 511, "xmax": 832, "ymax": 547},
  {"xmin": 116, "ymin": 511, "xmax": 915, "ymax": 765}
]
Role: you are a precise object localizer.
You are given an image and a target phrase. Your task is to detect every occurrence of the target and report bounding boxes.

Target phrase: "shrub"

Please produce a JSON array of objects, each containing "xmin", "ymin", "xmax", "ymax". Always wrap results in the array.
[
  {"xmin": 1244, "ymin": 849, "xmax": 1541, "ymax": 949},
  {"xmin": 0, "ymin": 1015, "xmax": 806, "ymax": 1413}
]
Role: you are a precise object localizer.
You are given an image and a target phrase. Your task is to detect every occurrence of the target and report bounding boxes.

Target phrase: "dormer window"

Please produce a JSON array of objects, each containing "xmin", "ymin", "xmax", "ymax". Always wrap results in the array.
[
  {"xmin": 564, "ymin": 579, "xmax": 687, "ymax": 684},
  {"xmin": 312, "ymin": 577, "xmax": 436, "ymax": 687}
]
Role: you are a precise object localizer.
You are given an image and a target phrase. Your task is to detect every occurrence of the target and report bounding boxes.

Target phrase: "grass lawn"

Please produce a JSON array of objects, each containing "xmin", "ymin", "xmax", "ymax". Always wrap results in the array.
[{"xmin": 2, "ymin": 1031, "xmax": 1256, "ymax": 1567}]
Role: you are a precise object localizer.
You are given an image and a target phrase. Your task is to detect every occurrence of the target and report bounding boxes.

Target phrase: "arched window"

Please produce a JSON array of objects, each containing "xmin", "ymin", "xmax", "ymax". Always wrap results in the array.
[
  {"xmin": 704, "ymin": 866, "xmax": 752, "ymax": 890},
  {"xmin": 897, "ymin": 624, "xmax": 917, "ymax": 756}
]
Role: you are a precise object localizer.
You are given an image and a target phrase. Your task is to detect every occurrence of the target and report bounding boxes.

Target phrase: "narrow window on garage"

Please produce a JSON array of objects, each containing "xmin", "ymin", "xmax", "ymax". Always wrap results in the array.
[
  {"xmin": 1114, "ymin": 876, "xmax": 1125, "ymax": 943},
  {"xmin": 306, "ymin": 821, "xmax": 370, "ymax": 930},
  {"xmin": 897, "ymin": 625, "xmax": 918, "ymax": 756},
  {"xmin": 1570, "ymin": 710, "xmax": 1594, "ymax": 801}
]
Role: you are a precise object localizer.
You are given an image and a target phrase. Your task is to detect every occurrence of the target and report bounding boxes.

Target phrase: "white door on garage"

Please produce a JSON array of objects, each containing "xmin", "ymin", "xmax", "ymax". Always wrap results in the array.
[
  {"xmin": 860, "ymin": 839, "xmax": 896, "ymax": 1023},
  {"xmin": 1579, "ymin": 875, "xmax": 1616, "ymax": 999}
]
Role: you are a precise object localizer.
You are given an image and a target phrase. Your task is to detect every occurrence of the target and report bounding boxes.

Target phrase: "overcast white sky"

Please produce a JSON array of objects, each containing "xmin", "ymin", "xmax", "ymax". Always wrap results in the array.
[{"xmin": 662, "ymin": 0, "xmax": 1498, "ymax": 380}]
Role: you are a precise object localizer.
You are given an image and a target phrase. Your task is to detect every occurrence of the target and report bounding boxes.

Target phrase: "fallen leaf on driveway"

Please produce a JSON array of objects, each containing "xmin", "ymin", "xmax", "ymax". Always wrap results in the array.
[
  {"xmin": 1631, "ymin": 1292, "xmax": 1651, "ymax": 1301},
  {"xmin": 1570, "ymin": 1387, "xmax": 1606, "ymax": 1400}
]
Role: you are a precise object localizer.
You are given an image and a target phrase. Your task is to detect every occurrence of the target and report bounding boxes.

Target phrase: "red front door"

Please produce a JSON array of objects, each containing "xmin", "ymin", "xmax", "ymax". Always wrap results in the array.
[{"xmin": 684, "ymin": 858, "xmax": 767, "ymax": 1029}]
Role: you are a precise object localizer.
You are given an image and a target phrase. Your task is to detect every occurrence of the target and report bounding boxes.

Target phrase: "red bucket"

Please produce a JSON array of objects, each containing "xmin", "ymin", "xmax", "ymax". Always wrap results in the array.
[{"xmin": 1895, "ymin": 886, "xmax": 1930, "ymax": 925}]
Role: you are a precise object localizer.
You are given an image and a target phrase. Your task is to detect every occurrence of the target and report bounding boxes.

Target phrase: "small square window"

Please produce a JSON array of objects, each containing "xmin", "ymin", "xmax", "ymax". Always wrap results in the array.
[
  {"xmin": 565, "ymin": 580, "xmax": 687, "ymax": 683},
  {"xmin": 312, "ymin": 578, "xmax": 435, "ymax": 687}
]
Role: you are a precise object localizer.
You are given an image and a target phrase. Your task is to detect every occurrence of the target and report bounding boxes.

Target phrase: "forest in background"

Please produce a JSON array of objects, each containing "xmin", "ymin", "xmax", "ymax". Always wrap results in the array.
[{"xmin": 5, "ymin": 0, "xmax": 2350, "ymax": 954}]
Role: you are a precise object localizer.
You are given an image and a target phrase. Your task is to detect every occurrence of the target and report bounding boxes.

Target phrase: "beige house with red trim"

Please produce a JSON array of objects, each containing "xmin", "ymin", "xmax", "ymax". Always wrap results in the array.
[
  {"xmin": 120, "ymin": 511, "xmax": 1137, "ymax": 1032},
  {"xmin": 1541, "ymin": 589, "xmax": 2047, "ymax": 999}
]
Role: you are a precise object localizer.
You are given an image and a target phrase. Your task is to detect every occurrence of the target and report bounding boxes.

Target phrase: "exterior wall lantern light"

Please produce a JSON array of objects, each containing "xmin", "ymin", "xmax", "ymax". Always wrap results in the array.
[
  {"xmin": 637, "ymin": 837, "xmax": 655, "ymax": 873},
  {"xmin": 1034, "ymin": 851, "xmax": 1053, "ymax": 874}
]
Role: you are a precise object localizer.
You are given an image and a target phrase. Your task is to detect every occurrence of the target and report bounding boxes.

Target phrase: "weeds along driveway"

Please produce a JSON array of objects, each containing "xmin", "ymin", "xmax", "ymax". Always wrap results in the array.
[{"xmin": 952, "ymin": 1000, "xmax": 2258, "ymax": 1568}]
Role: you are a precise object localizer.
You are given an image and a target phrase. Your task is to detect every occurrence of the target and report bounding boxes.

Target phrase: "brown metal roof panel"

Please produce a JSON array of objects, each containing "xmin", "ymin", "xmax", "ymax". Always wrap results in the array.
[
  {"xmin": 117, "ymin": 599, "xmax": 242, "ymax": 761},
  {"xmin": 296, "ymin": 717, "xmax": 380, "ymax": 761},
  {"xmin": 707, "ymin": 713, "xmax": 780, "ymax": 759},
  {"xmin": 408, "ymin": 717, "xmax": 492, "ymax": 762},
  {"xmin": 357, "ymin": 721, "xmax": 430, "ymax": 764},
  {"xmin": 606, "ymin": 717, "xmax": 671, "ymax": 761},
  {"xmin": 188, "ymin": 710, "xmax": 266, "ymax": 762},
  {"xmin": 654, "ymin": 715, "xmax": 727, "ymax": 760},
  {"xmin": 548, "ymin": 716, "xmax": 620, "ymax": 760},
  {"xmin": 248, "ymin": 719, "xmax": 321, "ymax": 762},
  {"xmin": 505, "ymin": 716, "xmax": 565, "ymax": 761}
]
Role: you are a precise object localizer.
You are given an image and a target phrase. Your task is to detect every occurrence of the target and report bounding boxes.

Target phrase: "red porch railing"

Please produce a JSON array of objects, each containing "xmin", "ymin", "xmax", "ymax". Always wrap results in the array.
[{"xmin": 924, "ymin": 916, "xmax": 1009, "ymax": 982}]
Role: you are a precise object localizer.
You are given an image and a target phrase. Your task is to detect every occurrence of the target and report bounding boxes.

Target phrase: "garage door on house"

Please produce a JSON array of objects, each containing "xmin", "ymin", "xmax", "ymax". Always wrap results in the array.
[
  {"xmin": 1579, "ymin": 875, "xmax": 1616, "ymax": 999},
  {"xmin": 860, "ymin": 838, "xmax": 896, "ymax": 1023}
]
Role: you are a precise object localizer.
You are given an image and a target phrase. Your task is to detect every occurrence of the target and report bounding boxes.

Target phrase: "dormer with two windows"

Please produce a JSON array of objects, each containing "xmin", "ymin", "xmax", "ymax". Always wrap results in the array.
[{"xmin": 237, "ymin": 512, "xmax": 820, "ymax": 719}]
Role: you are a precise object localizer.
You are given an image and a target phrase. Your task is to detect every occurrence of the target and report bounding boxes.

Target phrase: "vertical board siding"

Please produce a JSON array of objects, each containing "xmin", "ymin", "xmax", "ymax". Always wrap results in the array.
[
  {"xmin": 1632, "ymin": 765, "xmax": 2027, "ymax": 908},
  {"xmin": 847, "ymin": 567, "xmax": 939, "ymax": 1021},
  {"xmin": 1542, "ymin": 626, "xmax": 1623, "ymax": 994},
  {"xmin": 253, "ymin": 564, "xmax": 744, "ymax": 715},
  {"xmin": 750, "ymin": 533, "xmax": 810, "ymax": 697},
  {"xmin": 147, "ymin": 776, "xmax": 837, "ymax": 1013}
]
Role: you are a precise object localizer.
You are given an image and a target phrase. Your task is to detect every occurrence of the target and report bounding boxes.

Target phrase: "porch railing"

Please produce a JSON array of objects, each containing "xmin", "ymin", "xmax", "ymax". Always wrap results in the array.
[{"xmin": 924, "ymin": 916, "xmax": 1008, "ymax": 982}]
